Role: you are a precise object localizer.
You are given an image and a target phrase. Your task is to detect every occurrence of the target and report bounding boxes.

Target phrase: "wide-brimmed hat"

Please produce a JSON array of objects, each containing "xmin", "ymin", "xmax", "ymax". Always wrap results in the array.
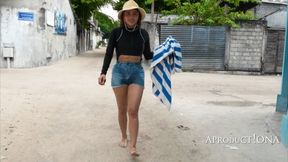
[{"xmin": 118, "ymin": 0, "xmax": 146, "ymax": 21}]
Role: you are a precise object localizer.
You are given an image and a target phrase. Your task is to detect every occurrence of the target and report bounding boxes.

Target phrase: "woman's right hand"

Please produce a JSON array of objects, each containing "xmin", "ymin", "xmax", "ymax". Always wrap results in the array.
[{"xmin": 98, "ymin": 74, "xmax": 106, "ymax": 85}]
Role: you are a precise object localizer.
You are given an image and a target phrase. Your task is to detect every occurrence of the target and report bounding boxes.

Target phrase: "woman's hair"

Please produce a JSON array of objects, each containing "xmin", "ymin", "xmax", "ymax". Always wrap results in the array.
[{"xmin": 120, "ymin": 9, "xmax": 142, "ymax": 27}]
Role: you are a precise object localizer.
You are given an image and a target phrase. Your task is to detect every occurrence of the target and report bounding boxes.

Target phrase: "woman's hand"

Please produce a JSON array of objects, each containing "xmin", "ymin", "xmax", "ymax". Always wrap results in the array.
[
  {"xmin": 143, "ymin": 59, "xmax": 152, "ymax": 68},
  {"xmin": 98, "ymin": 74, "xmax": 106, "ymax": 85}
]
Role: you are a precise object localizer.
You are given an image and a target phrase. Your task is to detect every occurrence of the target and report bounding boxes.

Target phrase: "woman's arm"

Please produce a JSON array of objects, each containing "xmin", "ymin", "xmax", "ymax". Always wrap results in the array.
[
  {"xmin": 142, "ymin": 29, "xmax": 153, "ymax": 60},
  {"xmin": 100, "ymin": 28, "xmax": 118, "ymax": 75}
]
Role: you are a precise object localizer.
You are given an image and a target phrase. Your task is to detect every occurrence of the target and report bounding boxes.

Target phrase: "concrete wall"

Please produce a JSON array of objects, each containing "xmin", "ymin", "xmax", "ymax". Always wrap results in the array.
[
  {"xmin": 149, "ymin": 21, "xmax": 268, "ymax": 72},
  {"xmin": 142, "ymin": 22, "xmax": 159, "ymax": 51},
  {"xmin": 226, "ymin": 21, "xmax": 267, "ymax": 72},
  {"xmin": 146, "ymin": 20, "xmax": 283, "ymax": 74},
  {"xmin": 0, "ymin": 0, "xmax": 43, "ymax": 9},
  {"xmin": 77, "ymin": 29, "xmax": 86, "ymax": 54},
  {"xmin": 92, "ymin": 30, "xmax": 103, "ymax": 48},
  {"xmin": 0, "ymin": 0, "xmax": 77, "ymax": 68},
  {"xmin": 266, "ymin": 10, "xmax": 286, "ymax": 28}
]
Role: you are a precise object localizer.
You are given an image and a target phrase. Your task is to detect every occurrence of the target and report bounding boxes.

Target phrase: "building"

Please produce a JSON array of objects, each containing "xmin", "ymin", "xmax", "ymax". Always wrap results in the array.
[
  {"xmin": 254, "ymin": 0, "xmax": 287, "ymax": 28},
  {"xmin": 0, "ymin": 0, "xmax": 77, "ymax": 68}
]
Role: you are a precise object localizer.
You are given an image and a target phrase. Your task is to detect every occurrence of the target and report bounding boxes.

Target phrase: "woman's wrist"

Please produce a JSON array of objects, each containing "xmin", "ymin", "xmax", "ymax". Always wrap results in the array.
[{"xmin": 100, "ymin": 71, "xmax": 106, "ymax": 75}]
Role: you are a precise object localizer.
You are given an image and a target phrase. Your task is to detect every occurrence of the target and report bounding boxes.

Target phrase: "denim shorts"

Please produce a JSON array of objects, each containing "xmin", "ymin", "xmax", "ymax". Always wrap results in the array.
[{"xmin": 111, "ymin": 62, "xmax": 145, "ymax": 88}]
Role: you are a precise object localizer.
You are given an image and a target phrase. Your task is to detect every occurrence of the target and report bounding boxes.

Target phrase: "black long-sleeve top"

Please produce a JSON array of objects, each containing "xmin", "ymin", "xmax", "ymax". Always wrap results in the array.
[{"xmin": 100, "ymin": 26, "xmax": 153, "ymax": 75}]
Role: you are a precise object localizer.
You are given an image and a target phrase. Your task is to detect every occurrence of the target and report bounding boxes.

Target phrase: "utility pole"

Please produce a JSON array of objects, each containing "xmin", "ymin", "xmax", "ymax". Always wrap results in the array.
[
  {"xmin": 276, "ymin": 5, "xmax": 288, "ymax": 113},
  {"xmin": 151, "ymin": 0, "xmax": 154, "ymax": 22},
  {"xmin": 278, "ymin": 6, "xmax": 288, "ymax": 148},
  {"xmin": 150, "ymin": 0, "xmax": 155, "ymax": 50}
]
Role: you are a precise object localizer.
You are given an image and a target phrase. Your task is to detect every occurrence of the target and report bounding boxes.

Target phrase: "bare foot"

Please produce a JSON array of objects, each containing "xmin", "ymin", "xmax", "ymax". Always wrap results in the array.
[
  {"xmin": 119, "ymin": 138, "xmax": 128, "ymax": 148},
  {"xmin": 130, "ymin": 147, "xmax": 140, "ymax": 156}
]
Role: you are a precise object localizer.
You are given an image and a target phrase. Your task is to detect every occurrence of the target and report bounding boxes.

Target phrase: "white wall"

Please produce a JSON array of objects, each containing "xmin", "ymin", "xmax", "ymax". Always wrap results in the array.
[
  {"xmin": 254, "ymin": 2, "xmax": 286, "ymax": 29},
  {"xmin": 92, "ymin": 31, "xmax": 97, "ymax": 49},
  {"xmin": 0, "ymin": 0, "xmax": 77, "ymax": 68},
  {"xmin": 266, "ymin": 10, "xmax": 286, "ymax": 28}
]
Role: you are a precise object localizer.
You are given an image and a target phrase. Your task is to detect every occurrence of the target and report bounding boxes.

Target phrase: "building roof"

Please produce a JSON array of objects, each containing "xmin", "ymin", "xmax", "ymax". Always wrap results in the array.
[
  {"xmin": 262, "ymin": 0, "xmax": 288, "ymax": 5},
  {"xmin": 143, "ymin": 14, "xmax": 177, "ymax": 24}
]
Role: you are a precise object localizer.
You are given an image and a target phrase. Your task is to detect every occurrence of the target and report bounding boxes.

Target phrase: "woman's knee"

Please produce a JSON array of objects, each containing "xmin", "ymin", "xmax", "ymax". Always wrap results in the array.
[
  {"xmin": 119, "ymin": 109, "xmax": 127, "ymax": 116},
  {"xmin": 128, "ymin": 108, "xmax": 138, "ymax": 118},
  {"xmin": 118, "ymin": 106, "xmax": 127, "ymax": 115}
]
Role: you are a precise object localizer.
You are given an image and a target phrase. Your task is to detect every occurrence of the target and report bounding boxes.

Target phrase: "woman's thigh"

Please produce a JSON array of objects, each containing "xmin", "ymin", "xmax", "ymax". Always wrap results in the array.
[
  {"xmin": 127, "ymin": 84, "xmax": 144, "ymax": 111},
  {"xmin": 113, "ymin": 85, "xmax": 128, "ymax": 111}
]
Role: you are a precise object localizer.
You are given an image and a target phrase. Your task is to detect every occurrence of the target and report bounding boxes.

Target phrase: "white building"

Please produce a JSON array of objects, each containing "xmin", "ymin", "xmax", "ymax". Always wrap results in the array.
[
  {"xmin": 254, "ymin": 0, "xmax": 287, "ymax": 28},
  {"xmin": 0, "ymin": 0, "xmax": 77, "ymax": 68}
]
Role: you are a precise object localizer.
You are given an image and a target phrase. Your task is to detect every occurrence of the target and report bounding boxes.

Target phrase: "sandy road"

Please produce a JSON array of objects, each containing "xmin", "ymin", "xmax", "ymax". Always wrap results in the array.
[{"xmin": 0, "ymin": 48, "xmax": 287, "ymax": 162}]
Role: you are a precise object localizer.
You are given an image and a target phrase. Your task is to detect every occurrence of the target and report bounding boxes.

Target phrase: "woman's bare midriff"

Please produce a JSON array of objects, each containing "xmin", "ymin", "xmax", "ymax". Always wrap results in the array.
[{"xmin": 118, "ymin": 55, "xmax": 141, "ymax": 63}]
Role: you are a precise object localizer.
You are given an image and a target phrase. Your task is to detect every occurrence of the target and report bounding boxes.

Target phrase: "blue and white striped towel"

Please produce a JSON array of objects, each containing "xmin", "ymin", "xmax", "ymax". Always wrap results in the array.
[{"xmin": 150, "ymin": 36, "xmax": 182, "ymax": 109}]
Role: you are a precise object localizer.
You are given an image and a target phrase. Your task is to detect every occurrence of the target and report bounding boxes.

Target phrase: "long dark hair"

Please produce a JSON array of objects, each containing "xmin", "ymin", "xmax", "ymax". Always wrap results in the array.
[{"xmin": 120, "ymin": 9, "xmax": 142, "ymax": 28}]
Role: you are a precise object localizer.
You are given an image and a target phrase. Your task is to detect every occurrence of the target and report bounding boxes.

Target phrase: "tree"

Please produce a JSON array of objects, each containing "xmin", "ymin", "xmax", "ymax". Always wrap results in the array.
[
  {"xmin": 162, "ymin": 0, "xmax": 260, "ymax": 27},
  {"xmin": 70, "ymin": 0, "xmax": 113, "ymax": 28},
  {"xmin": 93, "ymin": 11, "xmax": 119, "ymax": 39},
  {"xmin": 114, "ymin": 0, "xmax": 260, "ymax": 27},
  {"xmin": 113, "ymin": 0, "xmax": 175, "ymax": 13}
]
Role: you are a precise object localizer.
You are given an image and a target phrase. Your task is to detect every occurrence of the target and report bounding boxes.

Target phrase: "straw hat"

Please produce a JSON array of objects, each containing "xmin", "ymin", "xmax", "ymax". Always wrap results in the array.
[{"xmin": 118, "ymin": 0, "xmax": 146, "ymax": 21}]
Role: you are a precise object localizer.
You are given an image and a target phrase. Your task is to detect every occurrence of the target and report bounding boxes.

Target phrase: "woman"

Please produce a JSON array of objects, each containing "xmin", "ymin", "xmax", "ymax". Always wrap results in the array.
[{"xmin": 98, "ymin": 0, "xmax": 153, "ymax": 156}]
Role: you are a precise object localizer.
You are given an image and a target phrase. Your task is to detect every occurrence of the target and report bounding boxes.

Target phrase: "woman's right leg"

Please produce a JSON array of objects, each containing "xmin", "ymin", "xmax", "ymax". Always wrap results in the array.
[
  {"xmin": 127, "ymin": 84, "xmax": 143, "ymax": 156},
  {"xmin": 113, "ymin": 85, "xmax": 128, "ymax": 147}
]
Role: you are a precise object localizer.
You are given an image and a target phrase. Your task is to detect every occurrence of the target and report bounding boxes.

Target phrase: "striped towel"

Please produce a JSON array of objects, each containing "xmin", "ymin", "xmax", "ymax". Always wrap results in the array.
[{"xmin": 150, "ymin": 36, "xmax": 182, "ymax": 109}]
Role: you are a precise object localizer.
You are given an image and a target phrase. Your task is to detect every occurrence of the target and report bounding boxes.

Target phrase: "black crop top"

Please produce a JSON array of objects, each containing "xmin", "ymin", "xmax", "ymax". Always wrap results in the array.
[{"xmin": 100, "ymin": 26, "xmax": 153, "ymax": 75}]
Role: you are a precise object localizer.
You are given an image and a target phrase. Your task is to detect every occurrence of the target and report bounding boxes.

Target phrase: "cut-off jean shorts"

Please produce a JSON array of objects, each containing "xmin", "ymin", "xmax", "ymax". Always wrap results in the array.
[{"xmin": 111, "ymin": 62, "xmax": 145, "ymax": 88}]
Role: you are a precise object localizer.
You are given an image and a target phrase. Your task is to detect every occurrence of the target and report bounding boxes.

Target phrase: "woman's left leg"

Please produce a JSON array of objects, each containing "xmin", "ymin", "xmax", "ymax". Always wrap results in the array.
[{"xmin": 127, "ymin": 84, "xmax": 144, "ymax": 156}]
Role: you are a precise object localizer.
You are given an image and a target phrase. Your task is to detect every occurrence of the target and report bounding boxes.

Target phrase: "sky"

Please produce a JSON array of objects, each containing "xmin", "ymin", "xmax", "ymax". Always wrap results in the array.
[{"xmin": 100, "ymin": 3, "xmax": 118, "ymax": 20}]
